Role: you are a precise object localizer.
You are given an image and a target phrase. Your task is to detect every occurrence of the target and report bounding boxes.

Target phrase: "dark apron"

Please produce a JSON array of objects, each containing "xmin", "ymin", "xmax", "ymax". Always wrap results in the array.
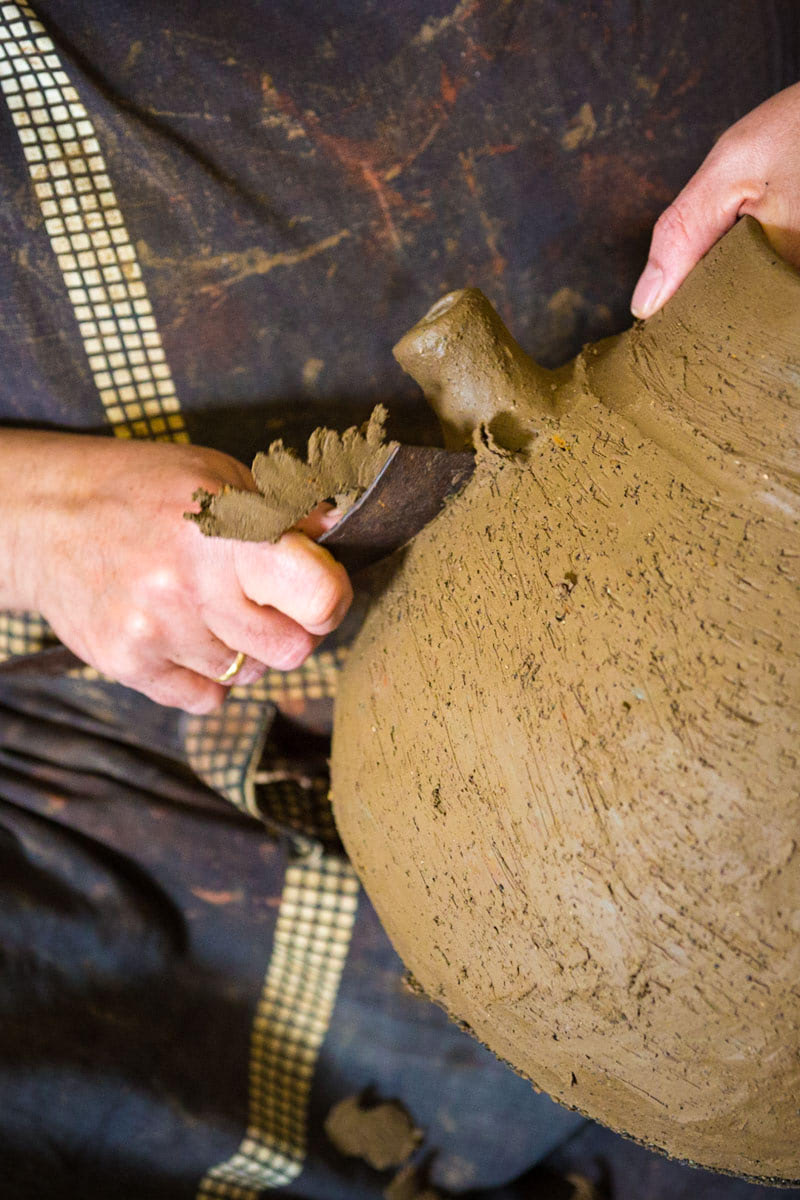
[{"xmin": 0, "ymin": 2, "xmax": 797, "ymax": 1195}]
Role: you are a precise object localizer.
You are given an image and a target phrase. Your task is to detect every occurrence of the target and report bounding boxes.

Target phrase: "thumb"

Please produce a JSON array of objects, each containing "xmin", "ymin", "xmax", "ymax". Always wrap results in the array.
[
  {"xmin": 293, "ymin": 501, "xmax": 342, "ymax": 540},
  {"xmin": 631, "ymin": 173, "xmax": 743, "ymax": 319}
]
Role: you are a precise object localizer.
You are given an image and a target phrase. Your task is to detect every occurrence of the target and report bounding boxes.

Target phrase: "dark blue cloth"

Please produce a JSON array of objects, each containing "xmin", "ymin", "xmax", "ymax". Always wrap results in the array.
[
  {"xmin": 1, "ymin": 2, "xmax": 798, "ymax": 1196},
  {"xmin": 2, "ymin": 1, "xmax": 797, "ymax": 451}
]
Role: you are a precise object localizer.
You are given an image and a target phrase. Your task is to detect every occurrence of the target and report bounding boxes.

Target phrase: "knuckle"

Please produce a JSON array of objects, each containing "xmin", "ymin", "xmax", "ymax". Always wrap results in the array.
[
  {"xmin": 105, "ymin": 642, "xmax": 144, "ymax": 684},
  {"xmin": 266, "ymin": 630, "xmax": 316, "ymax": 671},
  {"xmin": 146, "ymin": 677, "xmax": 223, "ymax": 714},
  {"xmin": 140, "ymin": 564, "xmax": 183, "ymax": 605},
  {"xmin": 653, "ymin": 201, "xmax": 693, "ymax": 250},
  {"xmin": 300, "ymin": 564, "xmax": 352, "ymax": 629},
  {"xmin": 105, "ymin": 647, "xmax": 137, "ymax": 683},
  {"xmin": 186, "ymin": 447, "xmax": 252, "ymax": 494},
  {"xmin": 120, "ymin": 606, "xmax": 159, "ymax": 649},
  {"xmin": 191, "ymin": 471, "xmax": 229, "ymax": 500},
  {"xmin": 184, "ymin": 689, "xmax": 224, "ymax": 715},
  {"xmin": 712, "ymin": 122, "xmax": 749, "ymax": 161},
  {"xmin": 104, "ymin": 608, "xmax": 162, "ymax": 684}
]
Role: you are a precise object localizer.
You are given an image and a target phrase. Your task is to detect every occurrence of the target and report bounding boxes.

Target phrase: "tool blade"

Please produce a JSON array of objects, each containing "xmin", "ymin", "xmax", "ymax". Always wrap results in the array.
[{"xmin": 318, "ymin": 444, "xmax": 475, "ymax": 573}]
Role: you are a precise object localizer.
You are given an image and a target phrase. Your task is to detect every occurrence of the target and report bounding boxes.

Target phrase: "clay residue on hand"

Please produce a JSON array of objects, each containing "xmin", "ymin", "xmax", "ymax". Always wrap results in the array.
[
  {"xmin": 324, "ymin": 1092, "xmax": 422, "ymax": 1171},
  {"xmin": 188, "ymin": 404, "xmax": 396, "ymax": 542}
]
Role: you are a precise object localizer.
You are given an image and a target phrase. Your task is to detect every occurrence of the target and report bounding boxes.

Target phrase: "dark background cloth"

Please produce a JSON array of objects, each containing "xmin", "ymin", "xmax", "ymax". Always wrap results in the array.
[
  {"xmin": 0, "ymin": 672, "xmax": 585, "ymax": 1198},
  {"xmin": 2, "ymin": 673, "xmax": 800, "ymax": 1200},
  {"xmin": 1, "ymin": 2, "xmax": 800, "ymax": 1197},
  {"xmin": 1, "ymin": 0, "xmax": 798, "ymax": 451}
]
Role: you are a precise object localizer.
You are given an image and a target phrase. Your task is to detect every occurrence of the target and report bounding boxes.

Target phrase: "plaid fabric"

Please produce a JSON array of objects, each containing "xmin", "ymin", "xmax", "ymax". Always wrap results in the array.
[
  {"xmin": 0, "ymin": 610, "xmax": 55, "ymax": 658},
  {"xmin": 182, "ymin": 648, "xmax": 347, "ymax": 824}
]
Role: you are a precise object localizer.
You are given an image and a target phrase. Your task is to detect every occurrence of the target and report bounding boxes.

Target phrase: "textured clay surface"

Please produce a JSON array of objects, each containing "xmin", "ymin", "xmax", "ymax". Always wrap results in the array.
[
  {"xmin": 331, "ymin": 219, "xmax": 800, "ymax": 1183},
  {"xmin": 189, "ymin": 405, "xmax": 395, "ymax": 542}
]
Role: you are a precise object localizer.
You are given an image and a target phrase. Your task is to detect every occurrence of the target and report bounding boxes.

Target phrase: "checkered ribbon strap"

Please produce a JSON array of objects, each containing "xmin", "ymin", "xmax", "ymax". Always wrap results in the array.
[
  {"xmin": 0, "ymin": 1, "xmax": 187, "ymax": 662},
  {"xmin": 197, "ymin": 854, "xmax": 359, "ymax": 1196},
  {"xmin": 1, "ymin": 12, "xmax": 360, "ymax": 1196}
]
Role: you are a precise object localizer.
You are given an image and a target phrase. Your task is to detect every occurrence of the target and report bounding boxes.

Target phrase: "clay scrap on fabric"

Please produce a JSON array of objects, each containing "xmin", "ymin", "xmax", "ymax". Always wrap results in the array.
[{"xmin": 324, "ymin": 1093, "xmax": 423, "ymax": 1171}]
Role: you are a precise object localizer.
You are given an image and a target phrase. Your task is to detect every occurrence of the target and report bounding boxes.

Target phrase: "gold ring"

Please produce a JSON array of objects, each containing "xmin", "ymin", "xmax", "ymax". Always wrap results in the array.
[{"xmin": 214, "ymin": 650, "xmax": 246, "ymax": 684}]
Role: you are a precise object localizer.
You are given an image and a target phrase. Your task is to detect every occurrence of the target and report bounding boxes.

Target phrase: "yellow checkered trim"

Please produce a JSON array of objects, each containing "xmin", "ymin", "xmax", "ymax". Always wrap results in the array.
[
  {"xmin": 0, "ymin": 611, "xmax": 54, "ymax": 658},
  {"xmin": 258, "ymin": 647, "xmax": 347, "ymax": 705},
  {"xmin": 0, "ymin": 3, "xmax": 186, "ymax": 442},
  {"xmin": 183, "ymin": 649, "xmax": 347, "ymax": 816},
  {"xmin": 254, "ymin": 767, "xmax": 338, "ymax": 847},
  {"xmin": 0, "ymin": 1, "xmax": 188, "ymax": 662},
  {"xmin": 183, "ymin": 690, "xmax": 272, "ymax": 820},
  {"xmin": 197, "ymin": 854, "xmax": 359, "ymax": 1196},
  {"xmin": 1, "ymin": 21, "xmax": 360, "ymax": 1195}
]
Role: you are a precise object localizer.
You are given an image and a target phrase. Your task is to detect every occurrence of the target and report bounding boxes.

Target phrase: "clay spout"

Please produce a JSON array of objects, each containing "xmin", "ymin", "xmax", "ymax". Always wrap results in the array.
[{"xmin": 393, "ymin": 288, "xmax": 559, "ymax": 450}]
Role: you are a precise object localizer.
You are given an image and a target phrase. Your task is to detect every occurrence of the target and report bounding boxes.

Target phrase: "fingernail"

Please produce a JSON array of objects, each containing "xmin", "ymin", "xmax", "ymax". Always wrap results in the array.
[
  {"xmin": 631, "ymin": 262, "xmax": 664, "ymax": 319},
  {"xmin": 319, "ymin": 507, "xmax": 344, "ymax": 531}
]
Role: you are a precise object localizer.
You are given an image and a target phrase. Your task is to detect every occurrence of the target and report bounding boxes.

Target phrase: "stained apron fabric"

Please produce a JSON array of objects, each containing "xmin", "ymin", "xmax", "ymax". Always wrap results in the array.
[{"xmin": 0, "ymin": 2, "xmax": 798, "ymax": 1196}]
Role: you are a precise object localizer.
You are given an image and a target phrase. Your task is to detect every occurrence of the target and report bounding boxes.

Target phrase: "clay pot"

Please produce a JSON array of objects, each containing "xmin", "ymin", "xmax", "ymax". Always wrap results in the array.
[{"xmin": 331, "ymin": 218, "xmax": 800, "ymax": 1183}]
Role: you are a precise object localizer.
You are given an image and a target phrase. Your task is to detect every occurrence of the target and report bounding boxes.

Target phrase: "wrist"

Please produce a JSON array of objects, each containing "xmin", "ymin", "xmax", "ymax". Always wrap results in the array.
[{"xmin": 0, "ymin": 429, "xmax": 89, "ymax": 614}]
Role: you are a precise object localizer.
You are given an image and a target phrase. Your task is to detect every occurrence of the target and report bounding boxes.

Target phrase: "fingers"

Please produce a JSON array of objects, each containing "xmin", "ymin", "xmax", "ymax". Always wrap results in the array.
[
  {"xmin": 203, "ymin": 597, "xmax": 323, "ymax": 672},
  {"xmin": 121, "ymin": 604, "xmax": 321, "ymax": 713},
  {"xmin": 631, "ymin": 166, "xmax": 743, "ymax": 319},
  {"xmin": 293, "ymin": 502, "xmax": 343, "ymax": 540},
  {"xmin": 233, "ymin": 530, "xmax": 353, "ymax": 636},
  {"xmin": 186, "ymin": 524, "xmax": 354, "ymax": 681},
  {"xmin": 159, "ymin": 529, "xmax": 353, "ymax": 704},
  {"xmin": 90, "ymin": 530, "xmax": 351, "ymax": 714},
  {"xmin": 98, "ymin": 605, "xmax": 310, "ymax": 714},
  {"xmin": 101, "ymin": 629, "xmax": 230, "ymax": 713},
  {"xmin": 137, "ymin": 665, "xmax": 228, "ymax": 715},
  {"xmin": 125, "ymin": 590, "xmax": 321, "ymax": 697},
  {"xmin": 93, "ymin": 610, "xmax": 247, "ymax": 712},
  {"xmin": 168, "ymin": 630, "xmax": 267, "ymax": 688},
  {"xmin": 633, "ymin": 82, "xmax": 800, "ymax": 319},
  {"xmin": 165, "ymin": 539, "xmax": 345, "ymax": 706}
]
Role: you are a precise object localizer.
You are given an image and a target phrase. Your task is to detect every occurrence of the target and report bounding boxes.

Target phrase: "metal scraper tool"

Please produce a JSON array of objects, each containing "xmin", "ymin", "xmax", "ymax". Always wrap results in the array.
[
  {"xmin": 317, "ymin": 443, "xmax": 475, "ymax": 574},
  {"xmin": 0, "ymin": 444, "xmax": 475, "ymax": 677}
]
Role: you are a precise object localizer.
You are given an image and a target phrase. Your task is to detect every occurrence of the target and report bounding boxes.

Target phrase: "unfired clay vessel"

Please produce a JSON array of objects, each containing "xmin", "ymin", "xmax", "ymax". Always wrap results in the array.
[{"xmin": 330, "ymin": 218, "xmax": 800, "ymax": 1183}]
